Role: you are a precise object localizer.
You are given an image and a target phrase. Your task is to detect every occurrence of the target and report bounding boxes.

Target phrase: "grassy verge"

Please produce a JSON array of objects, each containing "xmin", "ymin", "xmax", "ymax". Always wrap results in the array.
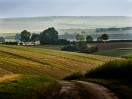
[
  {"xmin": 85, "ymin": 59, "xmax": 132, "ymax": 99},
  {"xmin": 0, "ymin": 74, "xmax": 60, "ymax": 99},
  {"xmin": 63, "ymin": 72, "xmax": 84, "ymax": 80},
  {"xmin": 82, "ymin": 78, "xmax": 132, "ymax": 99},
  {"xmin": 64, "ymin": 59, "xmax": 132, "ymax": 99},
  {"xmin": 85, "ymin": 60, "xmax": 132, "ymax": 79}
]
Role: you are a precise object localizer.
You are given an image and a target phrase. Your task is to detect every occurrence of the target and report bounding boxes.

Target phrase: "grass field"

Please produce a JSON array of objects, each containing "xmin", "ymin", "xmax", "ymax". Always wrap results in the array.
[
  {"xmin": 26, "ymin": 45, "xmax": 64, "ymax": 50},
  {"xmin": 0, "ymin": 44, "xmax": 116, "ymax": 98},
  {"xmin": 5, "ymin": 39, "xmax": 16, "ymax": 42},
  {"xmin": 94, "ymin": 49, "xmax": 132, "ymax": 58},
  {"xmin": 0, "ymin": 44, "xmax": 115, "ymax": 79}
]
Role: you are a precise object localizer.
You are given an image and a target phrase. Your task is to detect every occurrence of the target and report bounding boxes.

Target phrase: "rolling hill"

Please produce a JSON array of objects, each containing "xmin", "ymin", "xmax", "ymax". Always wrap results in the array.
[{"xmin": 0, "ymin": 45, "xmax": 115, "ymax": 79}]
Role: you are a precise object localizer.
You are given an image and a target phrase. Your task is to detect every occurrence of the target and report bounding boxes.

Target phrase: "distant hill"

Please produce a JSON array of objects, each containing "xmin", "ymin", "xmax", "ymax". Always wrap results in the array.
[{"xmin": 0, "ymin": 16, "xmax": 132, "ymax": 33}]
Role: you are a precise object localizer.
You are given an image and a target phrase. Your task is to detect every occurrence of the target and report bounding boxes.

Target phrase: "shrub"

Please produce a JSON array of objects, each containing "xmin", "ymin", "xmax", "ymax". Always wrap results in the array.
[
  {"xmin": 63, "ymin": 72, "xmax": 84, "ymax": 80},
  {"xmin": 20, "ymin": 42, "xmax": 23, "ymax": 45},
  {"xmin": 61, "ymin": 45, "xmax": 79, "ymax": 51},
  {"xmin": 85, "ymin": 60, "xmax": 132, "ymax": 80},
  {"xmin": 80, "ymin": 46, "xmax": 98, "ymax": 54},
  {"xmin": 61, "ymin": 42, "xmax": 98, "ymax": 54},
  {"xmin": 56, "ymin": 39, "xmax": 70, "ymax": 45},
  {"xmin": 2, "ymin": 42, "xmax": 18, "ymax": 45}
]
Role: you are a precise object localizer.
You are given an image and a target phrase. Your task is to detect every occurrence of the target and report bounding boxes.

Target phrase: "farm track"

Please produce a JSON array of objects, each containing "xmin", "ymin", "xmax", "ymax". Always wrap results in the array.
[
  {"xmin": 51, "ymin": 81, "xmax": 119, "ymax": 99},
  {"xmin": 0, "ymin": 45, "xmax": 115, "ymax": 79}
]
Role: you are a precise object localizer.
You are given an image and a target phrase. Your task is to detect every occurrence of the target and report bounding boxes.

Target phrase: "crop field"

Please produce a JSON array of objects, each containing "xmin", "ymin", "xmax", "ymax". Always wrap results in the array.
[{"xmin": 0, "ymin": 45, "xmax": 115, "ymax": 79}]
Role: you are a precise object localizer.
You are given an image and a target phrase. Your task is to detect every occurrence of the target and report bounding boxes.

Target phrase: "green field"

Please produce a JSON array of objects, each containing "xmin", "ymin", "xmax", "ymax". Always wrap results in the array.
[
  {"xmin": 0, "ymin": 44, "xmax": 115, "ymax": 98},
  {"xmin": 5, "ymin": 39, "xmax": 16, "ymax": 42},
  {"xmin": 26, "ymin": 45, "xmax": 64, "ymax": 50},
  {"xmin": 94, "ymin": 49, "xmax": 132, "ymax": 58}
]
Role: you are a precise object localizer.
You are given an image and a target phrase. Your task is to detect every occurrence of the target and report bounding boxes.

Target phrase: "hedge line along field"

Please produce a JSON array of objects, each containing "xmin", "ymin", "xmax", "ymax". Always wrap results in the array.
[{"xmin": 0, "ymin": 45, "xmax": 116, "ymax": 79}]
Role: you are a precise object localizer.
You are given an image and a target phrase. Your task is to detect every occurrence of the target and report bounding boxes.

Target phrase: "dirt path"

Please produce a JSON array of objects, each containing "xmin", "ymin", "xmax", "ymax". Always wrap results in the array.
[{"xmin": 51, "ymin": 80, "xmax": 119, "ymax": 99}]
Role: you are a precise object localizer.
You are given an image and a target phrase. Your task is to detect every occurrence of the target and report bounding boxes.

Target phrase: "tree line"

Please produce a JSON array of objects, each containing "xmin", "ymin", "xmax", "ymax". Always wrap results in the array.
[
  {"xmin": 0, "ymin": 27, "xmax": 109, "ymax": 44},
  {"xmin": 96, "ymin": 27, "xmax": 132, "ymax": 32},
  {"xmin": 15, "ymin": 27, "xmax": 70, "ymax": 45},
  {"xmin": 76, "ymin": 33, "xmax": 109, "ymax": 43}
]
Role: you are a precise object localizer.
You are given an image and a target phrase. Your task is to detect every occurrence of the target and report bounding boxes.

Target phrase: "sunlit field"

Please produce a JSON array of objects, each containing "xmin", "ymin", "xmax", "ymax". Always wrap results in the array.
[
  {"xmin": 94, "ymin": 49, "xmax": 132, "ymax": 58},
  {"xmin": 0, "ymin": 45, "xmax": 115, "ymax": 78},
  {"xmin": 0, "ymin": 44, "xmax": 116, "ymax": 98}
]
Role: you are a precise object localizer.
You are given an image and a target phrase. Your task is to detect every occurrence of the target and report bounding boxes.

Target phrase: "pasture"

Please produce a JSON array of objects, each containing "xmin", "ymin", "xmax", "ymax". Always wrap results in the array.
[
  {"xmin": 26, "ymin": 45, "xmax": 64, "ymax": 50},
  {"xmin": 94, "ymin": 49, "xmax": 132, "ymax": 57}
]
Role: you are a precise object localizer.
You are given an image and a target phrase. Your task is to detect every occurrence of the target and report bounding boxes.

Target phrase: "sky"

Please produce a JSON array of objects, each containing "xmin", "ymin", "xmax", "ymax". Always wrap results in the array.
[{"xmin": 0, "ymin": 0, "xmax": 132, "ymax": 18}]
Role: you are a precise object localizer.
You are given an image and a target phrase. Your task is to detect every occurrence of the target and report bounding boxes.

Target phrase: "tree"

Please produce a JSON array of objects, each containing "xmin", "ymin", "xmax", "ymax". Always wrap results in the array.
[
  {"xmin": 76, "ymin": 34, "xmax": 85, "ymax": 42},
  {"xmin": 86, "ymin": 35, "xmax": 93, "ymax": 42},
  {"xmin": 40, "ymin": 27, "xmax": 58, "ymax": 45},
  {"xmin": 15, "ymin": 34, "xmax": 21, "ymax": 43},
  {"xmin": 0, "ymin": 37, "xmax": 5, "ymax": 43},
  {"xmin": 101, "ymin": 34, "xmax": 109, "ymax": 42},
  {"xmin": 30, "ymin": 33, "xmax": 39, "ymax": 45},
  {"xmin": 21, "ymin": 30, "xmax": 31, "ymax": 43}
]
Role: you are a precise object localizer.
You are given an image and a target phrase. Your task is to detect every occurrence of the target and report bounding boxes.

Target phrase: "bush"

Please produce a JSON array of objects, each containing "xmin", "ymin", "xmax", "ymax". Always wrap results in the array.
[
  {"xmin": 20, "ymin": 42, "xmax": 23, "ymax": 45},
  {"xmin": 80, "ymin": 46, "xmax": 98, "ymax": 54},
  {"xmin": 56, "ymin": 39, "xmax": 70, "ymax": 45},
  {"xmin": 61, "ymin": 42, "xmax": 98, "ymax": 54},
  {"xmin": 85, "ymin": 60, "xmax": 132, "ymax": 80},
  {"xmin": 2, "ymin": 42, "xmax": 18, "ymax": 45},
  {"xmin": 61, "ymin": 45, "xmax": 79, "ymax": 51},
  {"xmin": 63, "ymin": 72, "xmax": 84, "ymax": 80}
]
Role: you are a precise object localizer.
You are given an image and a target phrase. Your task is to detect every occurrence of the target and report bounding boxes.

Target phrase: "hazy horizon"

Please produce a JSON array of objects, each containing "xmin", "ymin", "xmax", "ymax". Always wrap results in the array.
[
  {"xmin": 0, "ymin": 16, "xmax": 132, "ymax": 33},
  {"xmin": 0, "ymin": 16, "xmax": 132, "ymax": 19}
]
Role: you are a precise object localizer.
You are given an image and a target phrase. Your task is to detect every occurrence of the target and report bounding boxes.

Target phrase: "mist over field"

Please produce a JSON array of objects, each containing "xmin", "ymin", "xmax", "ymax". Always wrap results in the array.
[{"xmin": 0, "ymin": 16, "xmax": 132, "ymax": 33}]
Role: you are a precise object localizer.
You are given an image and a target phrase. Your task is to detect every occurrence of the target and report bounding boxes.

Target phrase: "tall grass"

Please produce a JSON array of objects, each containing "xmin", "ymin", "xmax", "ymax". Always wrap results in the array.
[
  {"xmin": 85, "ymin": 59, "xmax": 132, "ymax": 80},
  {"xmin": 63, "ymin": 72, "xmax": 84, "ymax": 80},
  {"xmin": 0, "ymin": 74, "xmax": 60, "ymax": 99}
]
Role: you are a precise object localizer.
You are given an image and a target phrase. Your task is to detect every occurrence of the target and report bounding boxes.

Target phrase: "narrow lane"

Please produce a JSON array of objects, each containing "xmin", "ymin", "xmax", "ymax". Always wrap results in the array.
[{"xmin": 51, "ymin": 80, "xmax": 119, "ymax": 99}]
